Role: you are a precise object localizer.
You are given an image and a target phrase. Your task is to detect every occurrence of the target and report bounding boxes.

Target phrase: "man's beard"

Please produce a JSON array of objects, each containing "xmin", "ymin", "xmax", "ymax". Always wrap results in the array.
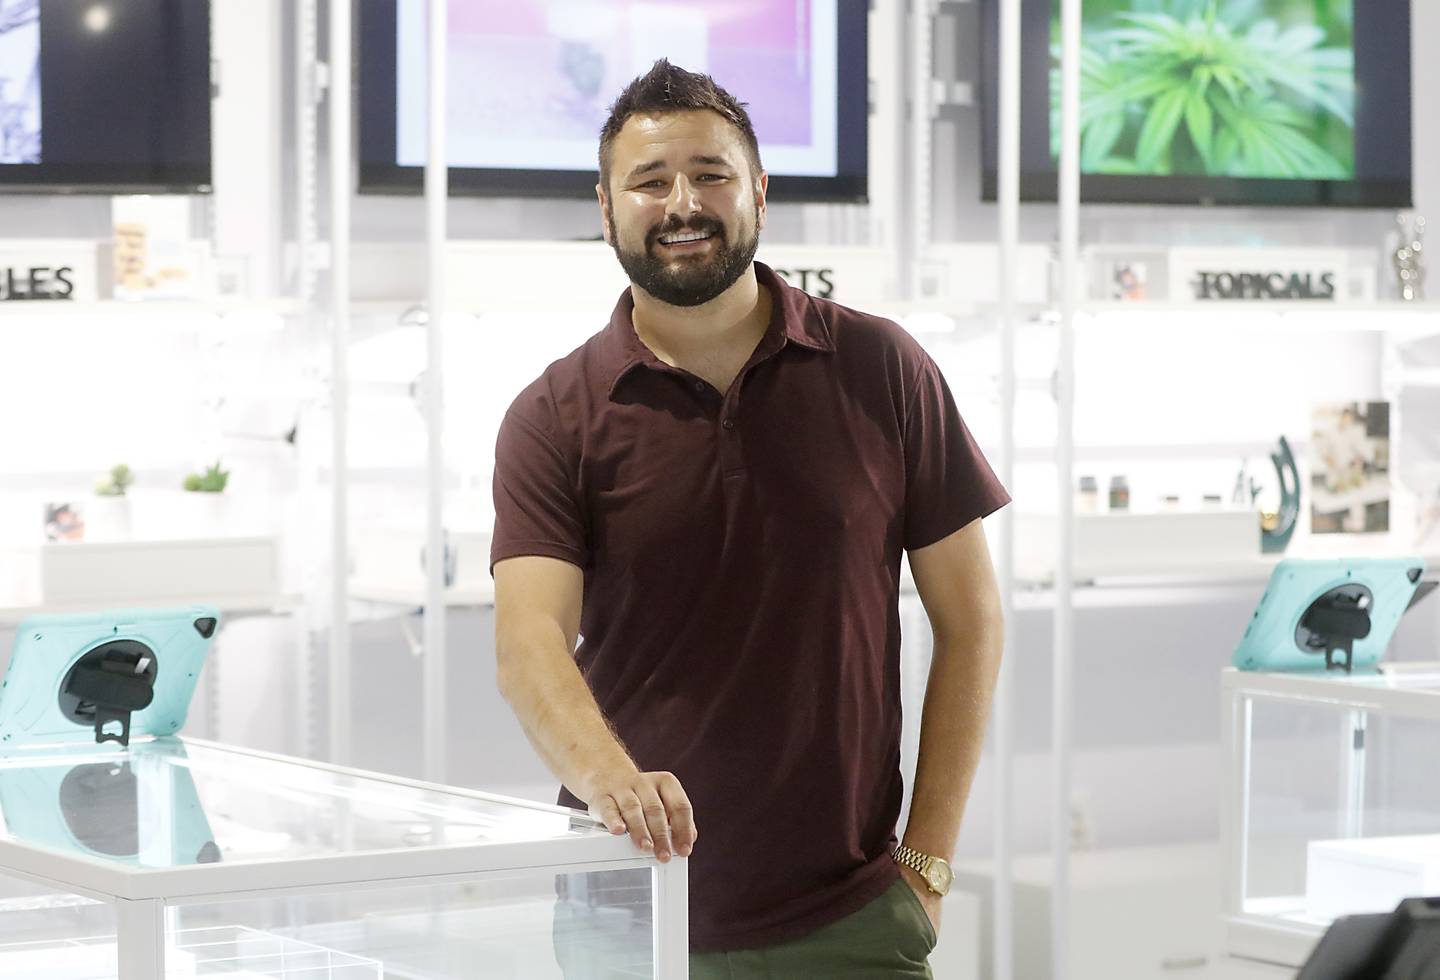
[{"xmin": 607, "ymin": 208, "xmax": 760, "ymax": 308}]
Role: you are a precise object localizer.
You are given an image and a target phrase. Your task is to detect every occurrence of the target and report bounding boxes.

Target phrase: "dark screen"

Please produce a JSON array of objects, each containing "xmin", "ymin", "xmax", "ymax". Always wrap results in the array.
[{"xmin": 1, "ymin": 0, "xmax": 211, "ymax": 191}]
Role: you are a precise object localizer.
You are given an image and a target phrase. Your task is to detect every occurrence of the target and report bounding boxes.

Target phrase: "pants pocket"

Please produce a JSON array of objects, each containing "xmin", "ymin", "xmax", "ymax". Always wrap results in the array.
[{"xmin": 891, "ymin": 879, "xmax": 939, "ymax": 953}]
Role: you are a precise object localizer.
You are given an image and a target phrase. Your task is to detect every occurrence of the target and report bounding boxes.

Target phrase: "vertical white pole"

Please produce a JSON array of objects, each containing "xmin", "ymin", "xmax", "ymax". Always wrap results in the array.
[
  {"xmin": 296, "ymin": 0, "xmax": 320, "ymax": 305},
  {"xmin": 653, "ymin": 859, "xmax": 690, "ymax": 978},
  {"xmin": 994, "ymin": 0, "xmax": 1021, "ymax": 977},
  {"xmin": 1054, "ymin": 0, "xmax": 1082, "ymax": 978},
  {"xmin": 423, "ymin": 0, "xmax": 449, "ymax": 785},
  {"xmin": 907, "ymin": 0, "xmax": 934, "ymax": 299},
  {"xmin": 328, "ymin": 0, "xmax": 353, "ymax": 768},
  {"xmin": 116, "ymin": 898, "xmax": 165, "ymax": 979}
]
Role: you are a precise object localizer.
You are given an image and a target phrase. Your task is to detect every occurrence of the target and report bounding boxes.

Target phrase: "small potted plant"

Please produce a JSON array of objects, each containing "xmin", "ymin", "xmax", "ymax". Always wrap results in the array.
[
  {"xmin": 181, "ymin": 460, "xmax": 231, "ymax": 533},
  {"xmin": 90, "ymin": 463, "xmax": 134, "ymax": 540},
  {"xmin": 183, "ymin": 460, "xmax": 230, "ymax": 494}
]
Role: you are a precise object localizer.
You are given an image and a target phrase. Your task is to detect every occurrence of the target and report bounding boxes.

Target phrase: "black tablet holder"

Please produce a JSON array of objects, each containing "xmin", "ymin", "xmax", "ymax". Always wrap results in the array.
[
  {"xmin": 58, "ymin": 640, "xmax": 158, "ymax": 747},
  {"xmin": 1296, "ymin": 584, "xmax": 1374, "ymax": 674},
  {"xmin": 1299, "ymin": 897, "xmax": 1440, "ymax": 980}
]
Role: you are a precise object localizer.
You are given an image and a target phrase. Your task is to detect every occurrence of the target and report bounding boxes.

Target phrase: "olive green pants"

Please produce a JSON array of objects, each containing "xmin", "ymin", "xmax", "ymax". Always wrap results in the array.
[{"xmin": 555, "ymin": 878, "xmax": 936, "ymax": 979}]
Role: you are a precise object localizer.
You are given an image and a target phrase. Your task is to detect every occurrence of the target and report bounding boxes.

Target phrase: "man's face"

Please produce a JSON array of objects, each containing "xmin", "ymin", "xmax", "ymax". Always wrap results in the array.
[{"xmin": 599, "ymin": 110, "xmax": 767, "ymax": 308}]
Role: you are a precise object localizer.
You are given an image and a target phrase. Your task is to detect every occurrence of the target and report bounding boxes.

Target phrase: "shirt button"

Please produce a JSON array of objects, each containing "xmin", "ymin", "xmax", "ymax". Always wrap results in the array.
[
  {"xmin": 694, "ymin": 381, "xmax": 706, "ymax": 393},
  {"xmin": 722, "ymin": 418, "xmax": 736, "ymax": 431}
]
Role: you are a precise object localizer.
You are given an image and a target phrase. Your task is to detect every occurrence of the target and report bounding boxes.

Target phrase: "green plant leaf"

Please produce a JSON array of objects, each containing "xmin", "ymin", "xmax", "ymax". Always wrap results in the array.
[
  {"xmin": 1184, "ymin": 87, "xmax": 1214, "ymax": 168},
  {"xmin": 1214, "ymin": 126, "xmax": 1239, "ymax": 173},
  {"xmin": 1082, "ymin": 111, "xmax": 1127, "ymax": 171},
  {"xmin": 1095, "ymin": 156, "xmax": 1146, "ymax": 175},
  {"xmin": 1136, "ymin": 86, "xmax": 1188, "ymax": 171}
]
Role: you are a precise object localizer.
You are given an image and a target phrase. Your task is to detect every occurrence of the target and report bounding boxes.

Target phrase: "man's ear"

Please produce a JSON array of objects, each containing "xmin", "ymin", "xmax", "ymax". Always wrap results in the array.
[
  {"xmin": 597, "ymin": 183, "xmax": 613, "ymax": 246},
  {"xmin": 755, "ymin": 171, "xmax": 769, "ymax": 233}
]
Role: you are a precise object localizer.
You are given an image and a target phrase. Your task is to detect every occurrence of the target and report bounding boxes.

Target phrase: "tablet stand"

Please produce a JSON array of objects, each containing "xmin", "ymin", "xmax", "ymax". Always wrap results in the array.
[
  {"xmin": 59, "ymin": 640, "xmax": 158, "ymax": 747},
  {"xmin": 1297, "ymin": 585, "xmax": 1374, "ymax": 674}
]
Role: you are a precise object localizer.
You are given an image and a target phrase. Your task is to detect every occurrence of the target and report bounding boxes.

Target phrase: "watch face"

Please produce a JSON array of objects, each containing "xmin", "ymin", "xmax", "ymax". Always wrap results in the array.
[{"xmin": 926, "ymin": 859, "xmax": 953, "ymax": 893}]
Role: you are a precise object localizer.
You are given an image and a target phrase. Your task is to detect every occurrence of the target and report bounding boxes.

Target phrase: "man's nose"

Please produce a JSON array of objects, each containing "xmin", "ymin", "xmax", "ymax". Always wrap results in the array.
[{"xmin": 665, "ymin": 174, "xmax": 702, "ymax": 218}]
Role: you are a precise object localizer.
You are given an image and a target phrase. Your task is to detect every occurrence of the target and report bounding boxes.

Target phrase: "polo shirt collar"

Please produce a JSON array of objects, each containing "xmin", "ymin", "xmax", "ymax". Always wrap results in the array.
[{"xmin": 603, "ymin": 261, "xmax": 835, "ymax": 398}]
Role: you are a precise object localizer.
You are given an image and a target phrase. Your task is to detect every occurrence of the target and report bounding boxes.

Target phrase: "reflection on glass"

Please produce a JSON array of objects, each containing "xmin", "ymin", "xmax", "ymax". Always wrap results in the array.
[
  {"xmin": 0, "ymin": 738, "xmax": 598, "ymax": 869},
  {"xmin": 0, "ymin": 738, "xmax": 217, "ymax": 868}
]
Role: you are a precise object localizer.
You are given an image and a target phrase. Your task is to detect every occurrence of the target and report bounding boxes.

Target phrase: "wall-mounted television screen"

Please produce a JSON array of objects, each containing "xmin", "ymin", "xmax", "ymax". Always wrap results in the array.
[
  {"xmin": 357, "ymin": 0, "xmax": 868, "ymax": 201},
  {"xmin": 980, "ymin": 0, "xmax": 1412, "ymax": 208},
  {"xmin": 0, "ymin": 0, "xmax": 211, "ymax": 193}
]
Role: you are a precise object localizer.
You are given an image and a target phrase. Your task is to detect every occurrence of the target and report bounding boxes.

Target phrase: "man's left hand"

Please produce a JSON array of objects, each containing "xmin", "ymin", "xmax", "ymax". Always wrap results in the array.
[{"xmin": 897, "ymin": 865, "xmax": 942, "ymax": 937}]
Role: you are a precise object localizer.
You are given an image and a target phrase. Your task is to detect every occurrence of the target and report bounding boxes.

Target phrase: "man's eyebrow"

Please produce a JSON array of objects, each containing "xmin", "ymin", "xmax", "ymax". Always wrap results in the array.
[{"xmin": 625, "ymin": 155, "xmax": 736, "ymax": 181}]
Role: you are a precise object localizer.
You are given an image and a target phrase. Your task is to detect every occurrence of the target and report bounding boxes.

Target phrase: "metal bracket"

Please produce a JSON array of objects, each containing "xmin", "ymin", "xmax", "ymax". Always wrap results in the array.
[
  {"xmin": 308, "ymin": 61, "xmax": 331, "ymax": 105},
  {"xmin": 932, "ymin": 80, "xmax": 975, "ymax": 109}
]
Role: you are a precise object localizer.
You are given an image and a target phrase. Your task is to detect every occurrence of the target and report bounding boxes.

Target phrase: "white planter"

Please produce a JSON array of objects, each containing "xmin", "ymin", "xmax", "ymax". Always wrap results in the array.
[
  {"xmin": 175, "ymin": 492, "xmax": 232, "ymax": 536},
  {"xmin": 85, "ymin": 496, "xmax": 133, "ymax": 542}
]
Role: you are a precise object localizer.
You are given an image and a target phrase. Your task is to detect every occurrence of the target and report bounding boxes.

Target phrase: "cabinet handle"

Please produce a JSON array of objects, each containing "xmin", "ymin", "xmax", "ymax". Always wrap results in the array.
[{"xmin": 1161, "ymin": 956, "xmax": 1209, "ymax": 971}]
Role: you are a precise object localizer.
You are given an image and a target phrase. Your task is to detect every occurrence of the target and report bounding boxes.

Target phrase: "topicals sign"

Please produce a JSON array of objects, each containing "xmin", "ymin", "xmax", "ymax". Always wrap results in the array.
[
  {"xmin": 1169, "ymin": 247, "xmax": 1351, "ymax": 302},
  {"xmin": 0, "ymin": 242, "xmax": 99, "ymax": 302}
]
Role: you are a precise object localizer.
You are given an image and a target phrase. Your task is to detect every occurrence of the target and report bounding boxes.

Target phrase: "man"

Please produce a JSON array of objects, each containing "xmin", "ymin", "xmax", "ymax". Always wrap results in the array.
[{"xmin": 492, "ymin": 59, "xmax": 1008, "ymax": 977}]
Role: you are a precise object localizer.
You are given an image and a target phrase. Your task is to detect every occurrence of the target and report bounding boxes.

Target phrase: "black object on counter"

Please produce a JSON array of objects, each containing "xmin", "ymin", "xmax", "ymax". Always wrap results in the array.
[{"xmin": 1298, "ymin": 896, "xmax": 1440, "ymax": 980}]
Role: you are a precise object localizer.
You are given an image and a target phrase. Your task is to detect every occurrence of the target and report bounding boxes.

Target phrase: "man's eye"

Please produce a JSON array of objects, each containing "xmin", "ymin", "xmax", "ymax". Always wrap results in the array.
[
  {"xmin": 698, "ymin": 174, "xmax": 726, "ymax": 182},
  {"xmin": 636, "ymin": 180, "xmax": 664, "ymax": 189}
]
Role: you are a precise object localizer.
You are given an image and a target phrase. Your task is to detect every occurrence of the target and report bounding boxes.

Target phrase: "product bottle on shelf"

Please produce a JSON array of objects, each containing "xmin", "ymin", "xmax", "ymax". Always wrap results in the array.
[{"xmin": 1109, "ymin": 475, "xmax": 1130, "ymax": 512}]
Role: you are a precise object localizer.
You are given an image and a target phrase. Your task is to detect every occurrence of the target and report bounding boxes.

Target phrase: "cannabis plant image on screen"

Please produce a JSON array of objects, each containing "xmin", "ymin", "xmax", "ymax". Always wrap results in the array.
[{"xmin": 1050, "ymin": 0, "xmax": 1355, "ymax": 181}]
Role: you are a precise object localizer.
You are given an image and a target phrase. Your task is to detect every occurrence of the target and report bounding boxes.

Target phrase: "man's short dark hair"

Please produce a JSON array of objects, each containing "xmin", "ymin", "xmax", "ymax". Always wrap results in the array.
[{"xmin": 598, "ymin": 59, "xmax": 763, "ymax": 192}]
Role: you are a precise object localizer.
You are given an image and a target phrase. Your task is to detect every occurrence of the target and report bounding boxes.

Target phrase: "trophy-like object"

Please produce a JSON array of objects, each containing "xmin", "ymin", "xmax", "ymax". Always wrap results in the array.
[{"xmin": 1393, "ymin": 213, "xmax": 1426, "ymax": 301}]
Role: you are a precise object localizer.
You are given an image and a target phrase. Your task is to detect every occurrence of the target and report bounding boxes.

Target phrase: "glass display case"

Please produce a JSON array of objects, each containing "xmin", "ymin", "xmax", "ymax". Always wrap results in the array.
[
  {"xmin": 1221, "ymin": 666, "xmax": 1440, "ymax": 969},
  {"xmin": 0, "ymin": 738, "xmax": 685, "ymax": 978}
]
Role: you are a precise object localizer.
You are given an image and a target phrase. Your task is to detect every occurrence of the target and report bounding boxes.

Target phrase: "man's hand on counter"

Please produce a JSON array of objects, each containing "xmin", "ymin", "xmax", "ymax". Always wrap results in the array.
[{"xmin": 581, "ymin": 769, "xmax": 697, "ymax": 863}]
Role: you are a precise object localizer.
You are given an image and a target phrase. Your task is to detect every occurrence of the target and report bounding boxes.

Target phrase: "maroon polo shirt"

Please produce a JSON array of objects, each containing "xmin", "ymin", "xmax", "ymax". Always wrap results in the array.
[{"xmin": 491, "ymin": 262, "xmax": 1009, "ymax": 951}]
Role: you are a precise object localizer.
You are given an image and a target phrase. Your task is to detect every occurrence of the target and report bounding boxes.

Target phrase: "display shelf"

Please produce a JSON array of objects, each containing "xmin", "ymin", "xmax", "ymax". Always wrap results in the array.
[
  {"xmin": 1014, "ymin": 546, "xmax": 1440, "ymax": 589},
  {"xmin": 350, "ymin": 570, "xmax": 920, "ymax": 609},
  {"xmin": 348, "ymin": 582, "xmax": 495, "ymax": 609},
  {"xmin": 0, "ymin": 298, "xmax": 307, "ymax": 319},
  {"xmin": 1013, "ymin": 441, "xmax": 1307, "ymax": 464},
  {"xmin": 1077, "ymin": 301, "xmax": 1440, "ymax": 320},
  {"xmin": 0, "ymin": 593, "xmax": 301, "ymax": 628}
]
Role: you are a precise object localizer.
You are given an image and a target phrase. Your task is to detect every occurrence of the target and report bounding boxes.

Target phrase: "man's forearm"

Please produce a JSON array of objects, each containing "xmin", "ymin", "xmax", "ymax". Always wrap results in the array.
[
  {"xmin": 901, "ymin": 628, "xmax": 1004, "ymax": 860},
  {"xmin": 496, "ymin": 618, "xmax": 636, "ymax": 803}
]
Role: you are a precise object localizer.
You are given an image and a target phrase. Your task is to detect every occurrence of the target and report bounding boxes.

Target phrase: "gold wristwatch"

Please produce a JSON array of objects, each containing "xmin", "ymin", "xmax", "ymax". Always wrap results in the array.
[{"xmin": 893, "ymin": 844, "xmax": 953, "ymax": 896}]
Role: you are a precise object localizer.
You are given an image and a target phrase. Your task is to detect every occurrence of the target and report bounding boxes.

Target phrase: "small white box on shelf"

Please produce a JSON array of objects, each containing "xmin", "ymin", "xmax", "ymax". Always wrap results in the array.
[
  {"xmin": 1016, "ymin": 510, "xmax": 1259, "ymax": 581},
  {"xmin": 40, "ymin": 537, "xmax": 278, "ymax": 606},
  {"xmin": 1305, "ymin": 835, "xmax": 1440, "ymax": 921}
]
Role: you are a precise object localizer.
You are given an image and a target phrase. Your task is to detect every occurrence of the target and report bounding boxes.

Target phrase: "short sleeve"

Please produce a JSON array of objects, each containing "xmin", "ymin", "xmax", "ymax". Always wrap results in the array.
[
  {"xmin": 490, "ymin": 407, "xmax": 589, "ymax": 573},
  {"xmin": 902, "ymin": 354, "xmax": 1011, "ymax": 551}
]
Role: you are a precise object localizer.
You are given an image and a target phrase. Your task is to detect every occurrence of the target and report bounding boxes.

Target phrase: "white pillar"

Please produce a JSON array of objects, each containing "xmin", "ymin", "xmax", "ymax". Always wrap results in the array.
[
  {"xmin": 1053, "ymin": 0, "xmax": 1082, "ymax": 978},
  {"xmin": 423, "ymin": 0, "xmax": 450, "ymax": 785},
  {"xmin": 328, "ymin": 0, "xmax": 354, "ymax": 768},
  {"xmin": 993, "ymin": 0, "xmax": 1021, "ymax": 976}
]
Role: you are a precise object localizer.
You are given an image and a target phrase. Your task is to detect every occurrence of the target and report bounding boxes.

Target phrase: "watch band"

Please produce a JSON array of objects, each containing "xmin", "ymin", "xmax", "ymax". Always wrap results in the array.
[{"xmin": 892, "ymin": 843, "xmax": 934, "ymax": 877}]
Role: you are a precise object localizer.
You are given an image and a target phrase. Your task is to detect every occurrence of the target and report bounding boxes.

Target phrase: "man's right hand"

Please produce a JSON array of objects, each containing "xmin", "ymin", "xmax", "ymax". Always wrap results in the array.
[{"xmin": 581, "ymin": 769, "xmax": 697, "ymax": 863}]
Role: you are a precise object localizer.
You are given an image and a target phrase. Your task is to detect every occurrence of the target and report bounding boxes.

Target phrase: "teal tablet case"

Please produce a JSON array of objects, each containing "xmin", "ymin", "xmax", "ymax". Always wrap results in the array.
[
  {"xmin": 1233, "ymin": 559, "xmax": 1426, "ymax": 673},
  {"xmin": 0, "ymin": 605, "xmax": 219, "ymax": 747}
]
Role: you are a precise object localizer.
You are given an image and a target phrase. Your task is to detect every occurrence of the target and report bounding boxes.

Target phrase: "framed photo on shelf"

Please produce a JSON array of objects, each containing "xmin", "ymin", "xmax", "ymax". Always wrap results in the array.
[
  {"xmin": 43, "ymin": 502, "xmax": 85, "ymax": 543},
  {"xmin": 1310, "ymin": 401, "xmax": 1391, "ymax": 534}
]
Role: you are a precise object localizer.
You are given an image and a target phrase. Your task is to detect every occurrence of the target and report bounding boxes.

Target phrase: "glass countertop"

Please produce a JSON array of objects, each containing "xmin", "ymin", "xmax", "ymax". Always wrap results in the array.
[{"xmin": 0, "ymin": 738, "xmax": 597, "ymax": 870}]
